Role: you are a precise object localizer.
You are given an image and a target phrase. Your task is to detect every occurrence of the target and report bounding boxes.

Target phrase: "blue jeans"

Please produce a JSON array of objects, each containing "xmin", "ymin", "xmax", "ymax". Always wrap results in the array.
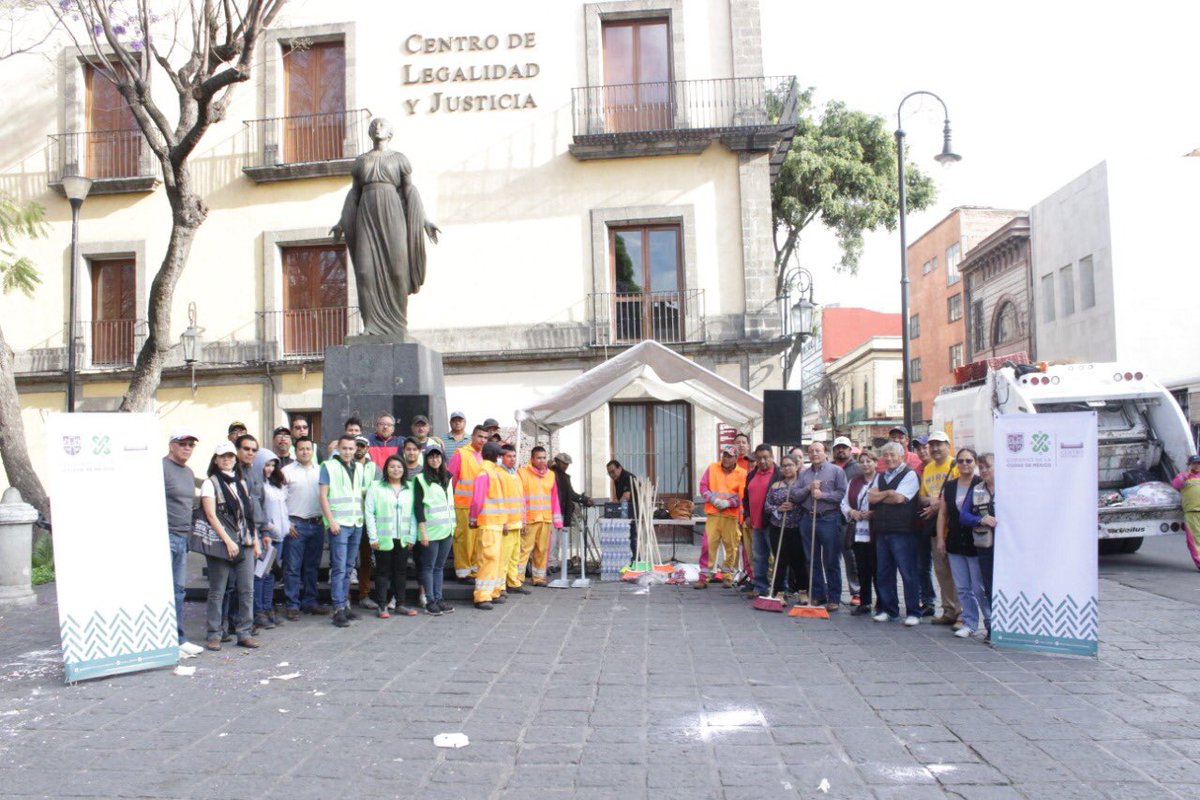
[
  {"xmin": 875, "ymin": 532, "xmax": 921, "ymax": 619},
  {"xmin": 254, "ymin": 540, "xmax": 281, "ymax": 615},
  {"xmin": 751, "ymin": 527, "xmax": 772, "ymax": 593},
  {"xmin": 948, "ymin": 553, "xmax": 991, "ymax": 633},
  {"xmin": 800, "ymin": 511, "xmax": 843, "ymax": 605},
  {"xmin": 284, "ymin": 519, "xmax": 324, "ymax": 610},
  {"xmin": 328, "ymin": 524, "xmax": 363, "ymax": 609},
  {"xmin": 169, "ymin": 534, "xmax": 188, "ymax": 643},
  {"xmin": 916, "ymin": 523, "xmax": 936, "ymax": 608},
  {"xmin": 416, "ymin": 537, "xmax": 453, "ymax": 603}
]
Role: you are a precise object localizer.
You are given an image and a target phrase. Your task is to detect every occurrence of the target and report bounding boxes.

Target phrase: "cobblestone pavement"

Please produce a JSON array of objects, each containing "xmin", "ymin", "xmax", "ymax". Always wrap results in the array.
[{"xmin": 2, "ymin": 569, "xmax": 1200, "ymax": 800}]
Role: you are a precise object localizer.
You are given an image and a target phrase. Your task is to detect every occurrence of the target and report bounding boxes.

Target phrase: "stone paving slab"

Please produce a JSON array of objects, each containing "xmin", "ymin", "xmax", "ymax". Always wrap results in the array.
[{"xmin": 2, "ymin": 575, "xmax": 1200, "ymax": 799}]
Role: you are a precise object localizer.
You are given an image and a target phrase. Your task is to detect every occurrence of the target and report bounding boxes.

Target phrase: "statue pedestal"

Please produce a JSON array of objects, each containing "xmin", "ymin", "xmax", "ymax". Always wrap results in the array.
[{"xmin": 322, "ymin": 340, "xmax": 447, "ymax": 436}]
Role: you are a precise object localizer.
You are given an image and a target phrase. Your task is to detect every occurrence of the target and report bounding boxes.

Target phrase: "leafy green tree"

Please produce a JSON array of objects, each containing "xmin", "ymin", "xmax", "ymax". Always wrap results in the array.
[
  {"xmin": 0, "ymin": 194, "xmax": 49, "ymax": 520},
  {"xmin": 772, "ymin": 93, "xmax": 938, "ymax": 293}
]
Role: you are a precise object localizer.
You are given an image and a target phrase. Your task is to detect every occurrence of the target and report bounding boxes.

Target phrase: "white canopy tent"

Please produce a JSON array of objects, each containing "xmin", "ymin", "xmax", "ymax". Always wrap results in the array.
[{"xmin": 514, "ymin": 340, "xmax": 763, "ymax": 437}]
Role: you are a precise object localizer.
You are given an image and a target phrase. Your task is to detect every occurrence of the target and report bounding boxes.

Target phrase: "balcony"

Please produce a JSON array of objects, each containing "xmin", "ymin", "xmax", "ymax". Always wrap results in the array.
[
  {"xmin": 570, "ymin": 76, "xmax": 799, "ymax": 176},
  {"xmin": 589, "ymin": 290, "xmax": 705, "ymax": 347},
  {"xmin": 242, "ymin": 109, "xmax": 372, "ymax": 183},
  {"xmin": 47, "ymin": 129, "xmax": 160, "ymax": 195},
  {"xmin": 256, "ymin": 307, "xmax": 363, "ymax": 360}
]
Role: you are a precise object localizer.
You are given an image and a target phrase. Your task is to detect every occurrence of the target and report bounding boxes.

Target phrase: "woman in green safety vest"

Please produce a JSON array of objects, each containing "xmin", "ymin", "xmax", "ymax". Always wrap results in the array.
[
  {"xmin": 365, "ymin": 455, "xmax": 418, "ymax": 618},
  {"xmin": 414, "ymin": 446, "xmax": 456, "ymax": 615}
]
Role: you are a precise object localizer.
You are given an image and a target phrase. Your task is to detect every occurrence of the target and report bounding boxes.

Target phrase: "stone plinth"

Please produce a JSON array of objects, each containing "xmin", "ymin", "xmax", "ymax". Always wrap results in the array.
[
  {"xmin": 322, "ymin": 340, "xmax": 447, "ymax": 436},
  {"xmin": 0, "ymin": 487, "xmax": 38, "ymax": 607}
]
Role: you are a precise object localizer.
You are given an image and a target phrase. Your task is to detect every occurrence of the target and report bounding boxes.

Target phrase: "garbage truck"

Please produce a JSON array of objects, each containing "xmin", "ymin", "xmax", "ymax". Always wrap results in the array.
[{"xmin": 932, "ymin": 360, "xmax": 1196, "ymax": 554}]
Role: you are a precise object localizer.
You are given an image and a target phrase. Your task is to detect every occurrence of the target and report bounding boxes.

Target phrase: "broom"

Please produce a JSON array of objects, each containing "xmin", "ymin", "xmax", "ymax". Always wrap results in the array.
[
  {"xmin": 789, "ymin": 480, "xmax": 830, "ymax": 620},
  {"xmin": 750, "ymin": 505, "xmax": 787, "ymax": 612}
]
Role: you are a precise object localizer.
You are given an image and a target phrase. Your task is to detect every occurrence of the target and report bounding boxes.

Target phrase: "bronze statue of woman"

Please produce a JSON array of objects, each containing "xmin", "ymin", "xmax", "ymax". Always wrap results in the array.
[{"xmin": 332, "ymin": 118, "xmax": 440, "ymax": 339}]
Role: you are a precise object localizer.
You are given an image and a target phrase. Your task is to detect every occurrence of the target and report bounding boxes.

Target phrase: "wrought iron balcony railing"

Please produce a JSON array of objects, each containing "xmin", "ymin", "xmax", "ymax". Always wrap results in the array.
[
  {"xmin": 47, "ymin": 129, "xmax": 159, "ymax": 194},
  {"xmin": 589, "ymin": 289, "xmax": 705, "ymax": 346},
  {"xmin": 243, "ymin": 108, "xmax": 372, "ymax": 169},
  {"xmin": 571, "ymin": 76, "xmax": 798, "ymax": 140},
  {"xmin": 257, "ymin": 306, "xmax": 363, "ymax": 359},
  {"xmin": 69, "ymin": 319, "xmax": 145, "ymax": 368}
]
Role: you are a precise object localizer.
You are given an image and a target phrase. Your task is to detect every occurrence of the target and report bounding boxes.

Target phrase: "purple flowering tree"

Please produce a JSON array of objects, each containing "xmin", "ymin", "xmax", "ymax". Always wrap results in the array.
[{"xmin": 57, "ymin": 0, "xmax": 285, "ymax": 411}]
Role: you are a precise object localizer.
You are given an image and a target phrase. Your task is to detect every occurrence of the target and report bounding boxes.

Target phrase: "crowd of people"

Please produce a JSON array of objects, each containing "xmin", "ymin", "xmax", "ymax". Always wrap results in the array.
[
  {"xmin": 161, "ymin": 410, "xmax": 1003, "ymax": 659},
  {"xmin": 162, "ymin": 412, "xmax": 587, "ymax": 658},
  {"xmin": 694, "ymin": 425, "xmax": 999, "ymax": 641}
]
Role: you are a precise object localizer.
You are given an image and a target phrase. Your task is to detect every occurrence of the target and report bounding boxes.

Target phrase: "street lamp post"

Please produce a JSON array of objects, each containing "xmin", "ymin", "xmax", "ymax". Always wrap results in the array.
[
  {"xmin": 779, "ymin": 264, "xmax": 815, "ymax": 388},
  {"xmin": 896, "ymin": 91, "xmax": 961, "ymax": 433},
  {"xmin": 61, "ymin": 174, "xmax": 93, "ymax": 413}
]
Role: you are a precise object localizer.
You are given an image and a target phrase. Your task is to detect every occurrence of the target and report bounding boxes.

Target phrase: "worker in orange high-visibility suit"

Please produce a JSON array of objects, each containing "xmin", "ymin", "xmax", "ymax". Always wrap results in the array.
[
  {"xmin": 696, "ymin": 445, "xmax": 748, "ymax": 587},
  {"xmin": 496, "ymin": 445, "xmax": 527, "ymax": 599},
  {"xmin": 468, "ymin": 441, "xmax": 507, "ymax": 609},
  {"xmin": 517, "ymin": 445, "xmax": 563, "ymax": 587},
  {"xmin": 448, "ymin": 425, "xmax": 489, "ymax": 582}
]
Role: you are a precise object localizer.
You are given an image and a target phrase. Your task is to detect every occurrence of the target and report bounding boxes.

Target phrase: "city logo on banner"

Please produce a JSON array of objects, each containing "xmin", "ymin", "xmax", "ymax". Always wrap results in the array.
[
  {"xmin": 1006, "ymin": 433, "xmax": 1024, "ymax": 453},
  {"xmin": 62, "ymin": 435, "xmax": 82, "ymax": 456},
  {"xmin": 1003, "ymin": 429, "xmax": 1056, "ymax": 470}
]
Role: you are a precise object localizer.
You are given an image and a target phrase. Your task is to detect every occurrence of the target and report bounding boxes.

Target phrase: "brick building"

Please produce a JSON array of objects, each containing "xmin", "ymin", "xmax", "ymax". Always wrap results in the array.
[
  {"xmin": 906, "ymin": 207, "xmax": 1022, "ymax": 425},
  {"xmin": 961, "ymin": 215, "xmax": 1034, "ymax": 363}
]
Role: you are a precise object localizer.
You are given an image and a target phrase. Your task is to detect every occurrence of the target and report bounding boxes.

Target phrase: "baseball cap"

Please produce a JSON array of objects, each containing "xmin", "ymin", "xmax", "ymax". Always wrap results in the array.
[
  {"xmin": 411, "ymin": 414, "xmax": 430, "ymax": 425},
  {"xmin": 169, "ymin": 429, "xmax": 199, "ymax": 443},
  {"xmin": 927, "ymin": 431, "xmax": 950, "ymax": 443},
  {"xmin": 720, "ymin": 445, "xmax": 737, "ymax": 457},
  {"xmin": 450, "ymin": 410, "xmax": 466, "ymax": 421},
  {"xmin": 213, "ymin": 441, "xmax": 236, "ymax": 456},
  {"xmin": 832, "ymin": 436, "xmax": 853, "ymax": 449},
  {"xmin": 483, "ymin": 418, "xmax": 500, "ymax": 429},
  {"xmin": 554, "ymin": 452, "xmax": 572, "ymax": 465},
  {"xmin": 482, "ymin": 442, "xmax": 503, "ymax": 460},
  {"xmin": 889, "ymin": 425, "xmax": 909, "ymax": 436},
  {"xmin": 1188, "ymin": 454, "xmax": 1200, "ymax": 465},
  {"xmin": 272, "ymin": 426, "xmax": 291, "ymax": 437},
  {"xmin": 227, "ymin": 421, "xmax": 247, "ymax": 433},
  {"xmin": 354, "ymin": 435, "xmax": 369, "ymax": 446},
  {"xmin": 914, "ymin": 434, "xmax": 930, "ymax": 445}
]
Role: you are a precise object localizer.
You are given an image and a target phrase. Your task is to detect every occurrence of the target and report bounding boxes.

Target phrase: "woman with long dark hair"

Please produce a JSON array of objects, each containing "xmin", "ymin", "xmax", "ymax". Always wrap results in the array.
[
  {"xmin": 201, "ymin": 442, "xmax": 260, "ymax": 650},
  {"xmin": 762, "ymin": 455, "xmax": 809, "ymax": 602},
  {"xmin": 365, "ymin": 454, "xmax": 418, "ymax": 618},
  {"xmin": 254, "ymin": 458, "xmax": 288, "ymax": 630},
  {"xmin": 414, "ymin": 447, "xmax": 455, "ymax": 615},
  {"xmin": 937, "ymin": 448, "xmax": 990, "ymax": 639}
]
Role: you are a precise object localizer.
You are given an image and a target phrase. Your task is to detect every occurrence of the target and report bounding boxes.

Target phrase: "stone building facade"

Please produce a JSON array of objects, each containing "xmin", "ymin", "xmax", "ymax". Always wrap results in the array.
[
  {"xmin": 0, "ymin": 0, "xmax": 797, "ymax": 499},
  {"xmin": 961, "ymin": 215, "xmax": 1034, "ymax": 363}
]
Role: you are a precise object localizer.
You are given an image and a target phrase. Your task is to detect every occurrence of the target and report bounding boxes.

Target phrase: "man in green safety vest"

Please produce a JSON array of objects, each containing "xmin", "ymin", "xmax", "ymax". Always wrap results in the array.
[{"xmin": 320, "ymin": 434, "xmax": 368, "ymax": 628}]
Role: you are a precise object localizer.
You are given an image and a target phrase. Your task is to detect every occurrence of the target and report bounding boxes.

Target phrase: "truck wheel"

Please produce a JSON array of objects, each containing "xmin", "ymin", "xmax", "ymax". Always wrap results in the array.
[
  {"xmin": 1120, "ymin": 537, "xmax": 1144, "ymax": 554},
  {"xmin": 1098, "ymin": 539, "xmax": 1123, "ymax": 555}
]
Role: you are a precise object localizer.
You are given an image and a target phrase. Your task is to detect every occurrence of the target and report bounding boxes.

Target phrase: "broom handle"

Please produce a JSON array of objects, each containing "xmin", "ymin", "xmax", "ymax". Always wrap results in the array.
[
  {"xmin": 808, "ymin": 497, "xmax": 818, "ymax": 608},
  {"xmin": 767, "ymin": 505, "xmax": 787, "ymax": 595}
]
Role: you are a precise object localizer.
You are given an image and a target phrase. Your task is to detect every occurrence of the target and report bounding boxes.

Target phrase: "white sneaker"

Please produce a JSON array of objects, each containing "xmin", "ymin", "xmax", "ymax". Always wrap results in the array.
[
  {"xmin": 361, "ymin": 596, "xmax": 379, "ymax": 610},
  {"xmin": 349, "ymin": 569, "xmax": 358, "ymax": 585},
  {"xmin": 387, "ymin": 597, "xmax": 396, "ymax": 610},
  {"xmin": 179, "ymin": 641, "xmax": 203, "ymax": 656},
  {"xmin": 904, "ymin": 615, "xmax": 920, "ymax": 627},
  {"xmin": 178, "ymin": 646, "xmax": 197, "ymax": 660},
  {"xmin": 418, "ymin": 589, "xmax": 427, "ymax": 608},
  {"xmin": 872, "ymin": 612, "xmax": 890, "ymax": 623},
  {"xmin": 954, "ymin": 626, "xmax": 973, "ymax": 638}
]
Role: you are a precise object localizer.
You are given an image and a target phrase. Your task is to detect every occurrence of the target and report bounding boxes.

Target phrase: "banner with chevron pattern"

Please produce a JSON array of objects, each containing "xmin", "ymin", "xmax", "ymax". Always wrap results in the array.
[
  {"xmin": 46, "ymin": 413, "xmax": 179, "ymax": 682},
  {"xmin": 993, "ymin": 412, "xmax": 1098, "ymax": 656}
]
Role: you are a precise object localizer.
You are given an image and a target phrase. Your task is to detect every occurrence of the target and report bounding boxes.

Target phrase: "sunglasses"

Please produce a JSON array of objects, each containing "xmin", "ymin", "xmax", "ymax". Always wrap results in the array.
[
  {"xmin": 956, "ymin": 458, "xmax": 975, "ymax": 464},
  {"xmin": 240, "ymin": 446, "xmax": 258, "ymax": 453}
]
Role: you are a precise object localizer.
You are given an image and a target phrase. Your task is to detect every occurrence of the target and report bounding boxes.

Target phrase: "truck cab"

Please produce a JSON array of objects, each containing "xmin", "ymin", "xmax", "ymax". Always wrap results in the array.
[{"xmin": 932, "ymin": 362, "xmax": 1195, "ymax": 553}]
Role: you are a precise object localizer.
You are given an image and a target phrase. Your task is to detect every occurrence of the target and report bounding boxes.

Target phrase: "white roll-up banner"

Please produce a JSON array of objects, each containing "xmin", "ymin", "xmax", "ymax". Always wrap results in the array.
[
  {"xmin": 46, "ymin": 413, "xmax": 178, "ymax": 681},
  {"xmin": 992, "ymin": 411, "xmax": 1098, "ymax": 656}
]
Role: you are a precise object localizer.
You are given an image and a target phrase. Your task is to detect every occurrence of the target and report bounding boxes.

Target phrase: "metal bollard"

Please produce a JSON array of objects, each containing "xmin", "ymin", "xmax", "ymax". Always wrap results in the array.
[{"xmin": 0, "ymin": 488, "xmax": 38, "ymax": 607}]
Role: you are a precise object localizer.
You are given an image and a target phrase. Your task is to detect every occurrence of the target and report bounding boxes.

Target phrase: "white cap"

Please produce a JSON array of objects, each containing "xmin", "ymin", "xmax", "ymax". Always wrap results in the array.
[
  {"xmin": 169, "ymin": 428, "xmax": 199, "ymax": 442},
  {"xmin": 927, "ymin": 431, "xmax": 951, "ymax": 443},
  {"xmin": 213, "ymin": 441, "xmax": 236, "ymax": 456},
  {"xmin": 832, "ymin": 436, "xmax": 853, "ymax": 449}
]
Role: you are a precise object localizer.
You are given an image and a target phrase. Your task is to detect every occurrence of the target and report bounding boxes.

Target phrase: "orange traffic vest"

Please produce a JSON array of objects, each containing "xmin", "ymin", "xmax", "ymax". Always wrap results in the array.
[
  {"xmin": 498, "ymin": 467, "xmax": 525, "ymax": 526},
  {"xmin": 519, "ymin": 465, "xmax": 557, "ymax": 524},
  {"xmin": 453, "ymin": 445, "xmax": 484, "ymax": 509},
  {"xmin": 476, "ymin": 462, "xmax": 507, "ymax": 527},
  {"xmin": 704, "ymin": 463, "xmax": 747, "ymax": 518}
]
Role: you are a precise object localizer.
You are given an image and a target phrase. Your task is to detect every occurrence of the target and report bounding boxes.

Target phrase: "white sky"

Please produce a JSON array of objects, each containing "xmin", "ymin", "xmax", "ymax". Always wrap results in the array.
[{"xmin": 759, "ymin": 0, "xmax": 1200, "ymax": 312}]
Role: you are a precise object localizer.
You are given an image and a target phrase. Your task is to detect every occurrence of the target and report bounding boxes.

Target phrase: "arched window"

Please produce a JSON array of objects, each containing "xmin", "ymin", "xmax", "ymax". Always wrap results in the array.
[{"xmin": 992, "ymin": 301, "xmax": 1020, "ymax": 347}]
